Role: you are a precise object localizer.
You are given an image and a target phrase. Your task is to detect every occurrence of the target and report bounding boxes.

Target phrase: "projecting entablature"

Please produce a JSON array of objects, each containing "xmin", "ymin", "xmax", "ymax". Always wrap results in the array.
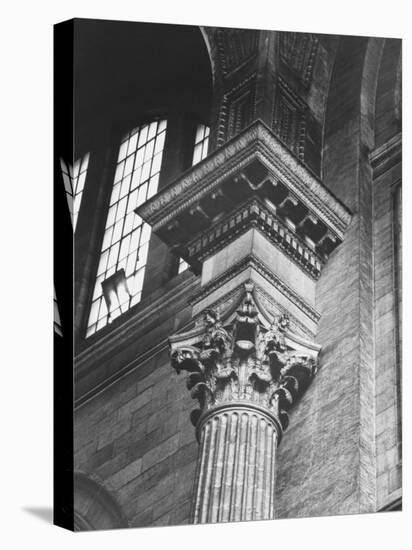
[{"xmin": 137, "ymin": 120, "xmax": 352, "ymax": 277}]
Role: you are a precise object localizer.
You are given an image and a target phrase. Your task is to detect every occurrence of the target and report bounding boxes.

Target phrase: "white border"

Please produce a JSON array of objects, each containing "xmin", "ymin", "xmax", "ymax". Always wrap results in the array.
[{"xmin": 0, "ymin": 1, "xmax": 409, "ymax": 548}]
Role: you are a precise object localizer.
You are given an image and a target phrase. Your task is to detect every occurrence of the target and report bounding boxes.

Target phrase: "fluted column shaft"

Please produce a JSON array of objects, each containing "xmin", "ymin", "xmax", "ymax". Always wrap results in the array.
[{"xmin": 192, "ymin": 404, "xmax": 279, "ymax": 524}]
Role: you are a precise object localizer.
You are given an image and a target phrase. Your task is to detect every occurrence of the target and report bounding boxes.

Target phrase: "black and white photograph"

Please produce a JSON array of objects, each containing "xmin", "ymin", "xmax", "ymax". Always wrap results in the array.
[
  {"xmin": 1, "ymin": 1, "xmax": 409, "ymax": 549},
  {"xmin": 54, "ymin": 18, "xmax": 402, "ymax": 530}
]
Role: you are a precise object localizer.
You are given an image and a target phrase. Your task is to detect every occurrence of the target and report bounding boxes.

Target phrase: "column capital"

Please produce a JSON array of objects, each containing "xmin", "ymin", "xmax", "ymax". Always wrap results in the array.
[{"xmin": 170, "ymin": 283, "xmax": 320, "ymax": 441}]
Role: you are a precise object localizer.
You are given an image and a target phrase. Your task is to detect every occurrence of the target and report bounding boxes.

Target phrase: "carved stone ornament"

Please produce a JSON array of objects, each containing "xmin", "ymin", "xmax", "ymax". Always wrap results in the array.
[
  {"xmin": 170, "ymin": 283, "xmax": 320, "ymax": 440},
  {"xmin": 136, "ymin": 121, "xmax": 352, "ymax": 275},
  {"xmin": 137, "ymin": 121, "xmax": 351, "ymax": 236}
]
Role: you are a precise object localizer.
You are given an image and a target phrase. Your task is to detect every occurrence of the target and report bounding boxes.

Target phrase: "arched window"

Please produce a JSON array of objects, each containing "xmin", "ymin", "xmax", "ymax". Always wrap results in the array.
[{"xmin": 86, "ymin": 120, "xmax": 167, "ymax": 337}]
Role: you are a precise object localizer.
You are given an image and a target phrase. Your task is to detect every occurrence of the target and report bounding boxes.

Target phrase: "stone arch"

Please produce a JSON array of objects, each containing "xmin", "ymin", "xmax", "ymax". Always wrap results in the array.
[
  {"xmin": 199, "ymin": 27, "xmax": 218, "ymax": 90},
  {"xmin": 74, "ymin": 471, "xmax": 129, "ymax": 531},
  {"xmin": 322, "ymin": 36, "xmax": 386, "ymax": 207}
]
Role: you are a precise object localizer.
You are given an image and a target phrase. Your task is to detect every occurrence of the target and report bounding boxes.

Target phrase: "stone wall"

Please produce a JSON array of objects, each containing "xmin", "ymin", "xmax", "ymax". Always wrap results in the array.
[{"xmin": 75, "ymin": 272, "xmax": 200, "ymax": 527}]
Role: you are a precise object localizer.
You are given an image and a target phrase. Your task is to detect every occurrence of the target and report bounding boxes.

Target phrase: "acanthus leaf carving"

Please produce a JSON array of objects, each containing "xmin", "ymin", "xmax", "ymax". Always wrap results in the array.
[{"xmin": 170, "ymin": 283, "xmax": 320, "ymax": 433}]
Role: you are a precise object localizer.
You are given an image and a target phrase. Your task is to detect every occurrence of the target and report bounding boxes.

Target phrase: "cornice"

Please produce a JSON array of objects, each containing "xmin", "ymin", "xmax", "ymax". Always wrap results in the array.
[
  {"xmin": 75, "ymin": 337, "xmax": 169, "ymax": 409},
  {"xmin": 137, "ymin": 120, "xmax": 352, "ymax": 240}
]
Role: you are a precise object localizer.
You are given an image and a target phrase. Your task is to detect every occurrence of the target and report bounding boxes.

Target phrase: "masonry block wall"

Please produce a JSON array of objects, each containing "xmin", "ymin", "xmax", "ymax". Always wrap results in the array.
[
  {"xmin": 276, "ymin": 36, "xmax": 377, "ymax": 517},
  {"xmin": 75, "ymin": 352, "xmax": 197, "ymax": 527},
  {"xmin": 75, "ymin": 271, "xmax": 201, "ymax": 527}
]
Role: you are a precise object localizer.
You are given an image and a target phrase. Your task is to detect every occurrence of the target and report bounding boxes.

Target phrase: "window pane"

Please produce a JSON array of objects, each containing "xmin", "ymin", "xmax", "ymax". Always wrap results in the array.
[
  {"xmin": 118, "ymin": 141, "xmax": 128, "ymax": 162},
  {"xmin": 131, "ymin": 167, "xmax": 142, "ymax": 190},
  {"xmin": 144, "ymin": 139, "xmax": 155, "ymax": 162},
  {"xmin": 114, "ymin": 161, "xmax": 125, "ymax": 183},
  {"xmin": 136, "ymin": 242, "xmax": 149, "ymax": 269},
  {"xmin": 138, "ymin": 125, "xmax": 148, "ymax": 147},
  {"xmin": 88, "ymin": 300, "xmax": 100, "ymax": 325},
  {"xmin": 193, "ymin": 145, "xmax": 202, "ymax": 165},
  {"xmin": 123, "ymin": 212, "xmax": 134, "ymax": 235},
  {"xmin": 107, "ymin": 242, "xmax": 120, "ymax": 268},
  {"xmin": 126, "ymin": 249, "xmax": 138, "ymax": 276},
  {"xmin": 127, "ymin": 189, "xmax": 138, "ymax": 212},
  {"xmin": 86, "ymin": 326, "xmax": 96, "ymax": 338},
  {"xmin": 192, "ymin": 123, "xmax": 210, "ymax": 166},
  {"xmin": 137, "ymin": 181, "xmax": 148, "ymax": 206},
  {"xmin": 148, "ymin": 175, "xmax": 159, "ymax": 199},
  {"xmin": 62, "ymin": 173, "xmax": 72, "ymax": 195},
  {"xmin": 124, "ymin": 154, "xmax": 135, "ymax": 177},
  {"xmin": 147, "ymin": 121, "xmax": 157, "ymax": 141},
  {"xmin": 102, "ymin": 227, "xmax": 113, "ymax": 251},
  {"xmin": 140, "ymin": 224, "xmax": 151, "ymax": 245},
  {"xmin": 141, "ymin": 161, "xmax": 151, "ymax": 182},
  {"xmin": 130, "ymin": 228, "xmax": 141, "ymax": 251},
  {"xmin": 99, "ymin": 299, "xmax": 108, "ymax": 319},
  {"xmin": 111, "ymin": 182, "xmax": 121, "ymax": 204},
  {"xmin": 93, "ymin": 275, "xmax": 105, "ymax": 299},
  {"xmin": 195, "ymin": 124, "xmax": 204, "ymax": 144},
  {"xmin": 135, "ymin": 148, "xmax": 145, "ymax": 169},
  {"xmin": 97, "ymin": 250, "xmax": 109, "ymax": 275},
  {"xmin": 130, "ymin": 268, "xmax": 145, "ymax": 295},
  {"xmin": 127, "ymin": 132, "xmax": 138, "ymax": 155},
  {"xmin": 154, "ymin": 131, "xmax": 166, "ymax": 154},
  {"xmin": 120, "ymin": 175, "xmax": 131, "ymax": 199},
  {"xmin": 112, "ymin": 220, "xmax": 123, "ymax": 243},
  {"xmin": 119, "ymin": 234, "xmax": 131, "ymax": 260},
  {"xmin": 72, "ymin": 159, "xmax": 81, "ymax": 179},
  {"xmin": 59, "ymin": 152, "xmax": 90, "ymax": 229},
  {"xmin": 106, "ymin": 205, "xmax": 117, "ymax": 227},
  {"xmin": 178, "ymin": 258, "xmax": 189, "ymax": 274},
  {"xmin": 116, "ymin": 196, "xmax": 127, "ymax": 221},
  {"xmin": 151, "ymin": 153, "xmax": 162, "ymax": 175}
]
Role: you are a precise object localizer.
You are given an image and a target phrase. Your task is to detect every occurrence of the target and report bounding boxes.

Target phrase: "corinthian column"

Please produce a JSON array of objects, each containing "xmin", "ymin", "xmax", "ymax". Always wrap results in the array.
[
  {"xmin": 170, "ymin": 284, "xmax": 319, "ymax": 523},
  {"xmin": 137, "ymin": 120, "xmax": 351, "ymax": 523}
]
